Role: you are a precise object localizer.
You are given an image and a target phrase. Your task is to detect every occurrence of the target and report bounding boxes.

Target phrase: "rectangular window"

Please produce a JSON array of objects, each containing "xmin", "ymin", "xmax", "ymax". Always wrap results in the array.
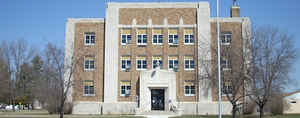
[
  {"xmin": 83, "ymin": 80, "xmax": 94, "ymax": 96},
  {"xmin": 84, "ymin": 57, "xmax": 95, "ymax": 71},
  {"xmin": 168, "ymin": 29, "xmax": 179, "ymax": 45},
  {"xmin": 184, "ymin": 81, "xmax": 195, "ymax": 96},
  {"xmin": 136, "ymin": 56, "xmax": 147, "ymax": 70},
  {"xmin": 152, "ymin": 56, "xmax": 163, "ymax": 69},
  {"xmin": 168, "ymin": 56, "xmax": 178, "ymax": 70},
  {"xmin": 152, "ymin": 29, "xmax": 163, "ymax": 45},
  {"xmin": 222, "ymin": 80, "xmax": 233, "ymax": 95},
  {"xmin": 120, "ymin": 81, "xmax": 131, "ymax": 96},
  {"xmin": 221, "ymin": 57, "xmax": 232, "ymax": 70},
  {"xmin": 121, "ymin": 29, "xmax": 132, "ymax": 45},
  {"xmin": 184, "ymin": 29, "xmax": 194, "ymax": 44},
  {"xmin": 184, "ymin": 56, "xmax": 195, "ymax": 70},
  {"xmin": 137, "ymin": 29, "xmax": 147, "ymax": 45},
  {"xmin": 84, "ymin": 32, "xmax": 96, "ymax": 45},
  {"xmin": 120, "ymin": 56, "xmax": 131, "ymax": 71},
  {"xmin": 221, "ymin": 32, "xmax": 232, "ymax": 45}
]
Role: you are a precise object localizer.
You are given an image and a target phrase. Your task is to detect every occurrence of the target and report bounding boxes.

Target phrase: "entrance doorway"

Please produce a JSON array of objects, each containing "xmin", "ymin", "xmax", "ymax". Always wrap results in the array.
[{"xmin": 151, "ymin": 89, "xmax": 164, "ymax": 110}]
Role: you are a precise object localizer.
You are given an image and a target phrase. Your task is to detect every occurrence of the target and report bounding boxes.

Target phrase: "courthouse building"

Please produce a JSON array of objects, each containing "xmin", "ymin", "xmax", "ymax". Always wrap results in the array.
[{"xmin": 64, "ymin": 1, "xmax": 251, "ymax": 115}]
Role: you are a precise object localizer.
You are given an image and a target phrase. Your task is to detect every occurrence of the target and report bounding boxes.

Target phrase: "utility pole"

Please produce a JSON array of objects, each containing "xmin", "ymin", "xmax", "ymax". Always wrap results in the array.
[{"xmin": 217, "ymin": 0, "xmax": 222, "ymax": 118}]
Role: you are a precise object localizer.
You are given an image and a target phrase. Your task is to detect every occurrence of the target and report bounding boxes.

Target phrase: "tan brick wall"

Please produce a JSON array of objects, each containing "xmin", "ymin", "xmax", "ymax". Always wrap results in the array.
[
  {"xmin": 119, "ymin": 8, "xmax": 197, "ymax": 25},
  {"xmin": 210, "ymin": 22, "xmax": 244, "ymax": 102},
  {"xmin": 72, "ymin": 22, "xmax": 105, "ymax": 102},
  {"xmin": 117, "ymin": 27, "xmax": 198, "ymax": 102},
  {"xmin": 231, "ymin": 7, "xmax": 240, "ymax": 17}
]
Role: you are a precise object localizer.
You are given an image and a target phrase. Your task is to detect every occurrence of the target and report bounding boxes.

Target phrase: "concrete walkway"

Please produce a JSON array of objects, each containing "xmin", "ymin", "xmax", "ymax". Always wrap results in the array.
[{"xmin": 137, "ymin": 115, "xmax": 178, "ymax": 118}]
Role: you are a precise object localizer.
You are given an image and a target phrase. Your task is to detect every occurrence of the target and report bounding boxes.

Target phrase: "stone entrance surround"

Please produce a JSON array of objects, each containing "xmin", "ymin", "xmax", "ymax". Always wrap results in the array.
[{"xmin": 139, "ymin": 67, "xmax": 177, "ymax": 113}]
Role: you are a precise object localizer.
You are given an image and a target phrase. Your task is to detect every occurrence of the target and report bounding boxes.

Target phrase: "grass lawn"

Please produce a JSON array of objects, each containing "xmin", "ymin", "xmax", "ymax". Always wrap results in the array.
[
  {"xmin": 0, "ymin": 110, "xmax": 145, "ymax": 118},
  {"xmin": 170, "ymin": 114, "xmax": 300, "ymax": 118}
]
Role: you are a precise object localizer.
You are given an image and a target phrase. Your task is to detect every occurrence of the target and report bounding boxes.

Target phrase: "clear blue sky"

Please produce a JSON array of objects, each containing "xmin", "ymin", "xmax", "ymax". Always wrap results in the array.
[{"xmin": 0, "ymin": 0, "xmax": 299, "ymax": 91}]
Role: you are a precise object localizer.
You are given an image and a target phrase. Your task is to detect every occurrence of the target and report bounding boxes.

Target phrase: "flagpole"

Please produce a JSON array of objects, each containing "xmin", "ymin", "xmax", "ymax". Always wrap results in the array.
[{"xmin": 217, "ymin": 0, "xmax": 222, "ymax": 118}]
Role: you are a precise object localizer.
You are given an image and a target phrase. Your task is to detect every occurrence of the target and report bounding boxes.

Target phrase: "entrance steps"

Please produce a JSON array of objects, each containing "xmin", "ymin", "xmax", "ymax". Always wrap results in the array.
[
  {"xmin": 136, "ymin": 110, "xmax": 177, "ymax": 115},
  {"xmin": 135, "ymin": 110, "xmax": 180, "ymax": 118}
]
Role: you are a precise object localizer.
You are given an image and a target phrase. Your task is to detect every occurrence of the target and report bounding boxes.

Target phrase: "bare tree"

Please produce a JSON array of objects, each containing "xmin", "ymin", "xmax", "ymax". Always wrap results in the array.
[
  {"xmin": 0, "ymin": 39, "xmax": 35, "ymax": 110},
  {"xmin": 41, "ymin": 42, "xmax": 81, "ymax": 118},
  {"xmin": 197, "ymin": 22, "xmax": 252, "ymax": 118},
  {"xmin": 0, "ymin": 42, "xmax": 11, "ymax": 103},
  {"xmin": 248, "ymin": 26, "xmax": 297, "ymax": 118}
]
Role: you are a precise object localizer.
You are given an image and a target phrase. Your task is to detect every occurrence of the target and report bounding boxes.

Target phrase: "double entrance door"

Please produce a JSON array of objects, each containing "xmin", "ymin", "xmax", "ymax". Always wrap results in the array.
[{"xmin": 151, "ymin": 89, "xmax": 164, "ymax": 110}]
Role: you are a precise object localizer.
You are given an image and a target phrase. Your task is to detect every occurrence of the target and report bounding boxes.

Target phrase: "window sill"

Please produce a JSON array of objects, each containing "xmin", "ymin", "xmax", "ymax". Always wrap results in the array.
[
  {"xmin": 152, "ymin": 43, "xmax": 163, "ymax": 45},
  {"xmin": 136, "ymin": 69, "xmax": 147, "ymax": 71},
  {"xmin": 84, "ymin": 69, "xmax": 95, "ymax": 71},
  {"xmin": 83, "ymin": 94, "xmax": 95, "ymax": 97},
  {"xmin": 221, "ymin": 43, "xmax": 231, "ymax": 45},
  {"xmin": 184, "ymin": 68, "xmax": 195, "ymax": 71},
  {"xmin": 184, "ymin": 94, "xmax": 195, "ymax": 97},
  {"xmin": 84, "ymin": 43, "xmax": 96, "ymax": 46},
  {"xmin": 222, "ymin": 94, "xmax": 232, "ymax": 96},
  {"xmin": 120, "ymin": 94, "xmax": 131, "ymax": 97},
  {"xmin": 222, "ymin": 68, "xmax": 232, "ymax": 71},
  {"xmin": 184, "ymin": 43, "xmax": 194, "ymax": 45}
]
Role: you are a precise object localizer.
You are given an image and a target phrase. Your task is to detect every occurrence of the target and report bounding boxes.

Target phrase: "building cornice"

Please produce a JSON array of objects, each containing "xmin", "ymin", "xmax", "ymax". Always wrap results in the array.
[
  {"xmin": 107, "ymin": 2, "xmax": 209, "ymax": 8},
  {"xmin": 67, "ymin": 18, "xmax": 105, "ymax": 23}
]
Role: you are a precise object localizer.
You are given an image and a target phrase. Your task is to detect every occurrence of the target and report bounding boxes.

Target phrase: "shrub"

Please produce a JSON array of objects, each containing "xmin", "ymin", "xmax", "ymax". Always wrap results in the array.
[
  {"xmin": 269, "ymin": 95, "xmax": 284, "ymax": 115},
  {"xmin": 244, "ymin": 101, "xmax": 256, "ymax": 115},
  {"xmin": 63, "ymin": 102, "xmax": 73, "ymax": 114}
]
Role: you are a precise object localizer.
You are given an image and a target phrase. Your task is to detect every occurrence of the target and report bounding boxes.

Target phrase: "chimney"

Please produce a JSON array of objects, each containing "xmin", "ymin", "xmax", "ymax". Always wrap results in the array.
[{"xmin": 230, "ymin": 6, "xmax": 240, "ymax": 17}]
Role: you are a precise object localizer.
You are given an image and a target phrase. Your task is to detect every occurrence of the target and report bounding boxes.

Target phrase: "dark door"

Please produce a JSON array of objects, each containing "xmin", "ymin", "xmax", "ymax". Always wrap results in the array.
[{"xmin": 151, "ymin": 89, "xmax": 164, "ymax": 110}]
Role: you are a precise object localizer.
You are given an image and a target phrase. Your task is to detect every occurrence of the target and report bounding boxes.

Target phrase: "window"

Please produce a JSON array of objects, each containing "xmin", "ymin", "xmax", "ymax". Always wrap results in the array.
[
  {"xmin": 121, "ymin": 29, "xmax": 132, "ymax": 45},
  {"xmin": 152, "ymin": 56, "xmax": 163, "ymax": 69},
  {"xmin": 120, "ymin": 81, "xmax": 131, "ymax": 96},
  {"xmin": 168, "ymin": 29, "xmax": 179, "ymax": 45},
  {"xmin": 184, "ymin": 81, "xmax": 195, "ymax": 96},
  {"xmin": 221, "ymin": 32, "xmax": 232, "ymax": 45},
  {"xmin": 168, "ymin": 56, "xmax": 178, "ymax": 70},
  {"xmin": 84, "ymin": 57, "xmax": 95, "ymax": 70},
  {"xmin": 184, "ymin": 29, "xmax": 194, "ymax": 44},
  {"xmin": 152, "ymin": 29, "xmax": 163, "ymax": 45},
  {"xmin": 221, "ymin": 57, "xmax": 232, "ymax": 70},
  {"xmin": 184, "ymin": 56, "xmax": 195, "ymax": 70},
  {"xmin": 222, "ymin": 80, "xmax": 233, "ymax": 94},
  {"xmin": 136, "ymin": 56, "xmax": 147, "ymax": 70},
  {"xmin": 120, "ymin": 56, "xmax": 131, "ymax": 71},
  {"xmin": 83, "ymin": 80, "xmax": 94, "ymax": 96},
  {"xmin": 84, "ymin": 32, "xmax": 96, "ymax": 45},
  {"xmin": 137, "ymin": 29, "xmax": 147, "ymax": 45}
]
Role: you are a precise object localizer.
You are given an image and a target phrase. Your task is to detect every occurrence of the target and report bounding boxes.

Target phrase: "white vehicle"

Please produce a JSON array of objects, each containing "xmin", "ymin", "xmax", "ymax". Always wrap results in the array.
[{"xmin": 5, "ymin": 105, "xmax": 19, "ymax": 110}]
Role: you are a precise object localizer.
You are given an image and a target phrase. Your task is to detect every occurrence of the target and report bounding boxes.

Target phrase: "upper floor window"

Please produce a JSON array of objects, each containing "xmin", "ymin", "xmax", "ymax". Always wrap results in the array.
[
  {"xmin": 84, "ymin": 57, "xmax": 95, "ymax": 71},
  {"xmin": 168, "ymin": 29, "xmax": 179, "ymax": 45},
  {"xmin": 137, "ymin": 29, "xmax": 147, "ymax": 45},
  {"xmin": 168, "ymin": 56, "xmax": 178, "ymax": 70},
  {"xmin": 120, "ymin": 56, "xmax": 131, "ymax": 71},
  {"xmin": 184, "ymin": 56, "xmax": 195, "ymax": 70},
  {"xmin": 84, "ymin": 32, "xmax": 96, "ymax": 45},
  {"xmin": 152, "ymin": 29, "xmax": 163, "ymax": 45},
  {"xmin": 136, "ymin": 56, "xmax": 147, "ymax": 70},
  {"xmin": 152, "ymin": 56, "xmax": 163, "ymax": 69},
  {"xmin": 121, "ymin": 29, "xmax": 132, "ymax": 45},
  {"xmin": 83, "ymin": 80, "xmax": 94, "ymax": 96},
  {"xmin": 120, "ymin": 81, "xmax": 131, "ymax": 97},
  {"xmin": 222, "ymin": 79, "xmax": 233, "ymax": 95},
  {"xmin": 184, "ymin": 81, "xmax": 195, "ymax": 96},
  {"xmin": 221, "ymin": 32, "xmax": 232, "ymax": 45},
  {"xmin": 221, "ymin": 57, "xmax": 232, "ymax": 71},
  {"xmin": 184, "ymin": 29, "xmax": 194, "ymax": 44}
]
